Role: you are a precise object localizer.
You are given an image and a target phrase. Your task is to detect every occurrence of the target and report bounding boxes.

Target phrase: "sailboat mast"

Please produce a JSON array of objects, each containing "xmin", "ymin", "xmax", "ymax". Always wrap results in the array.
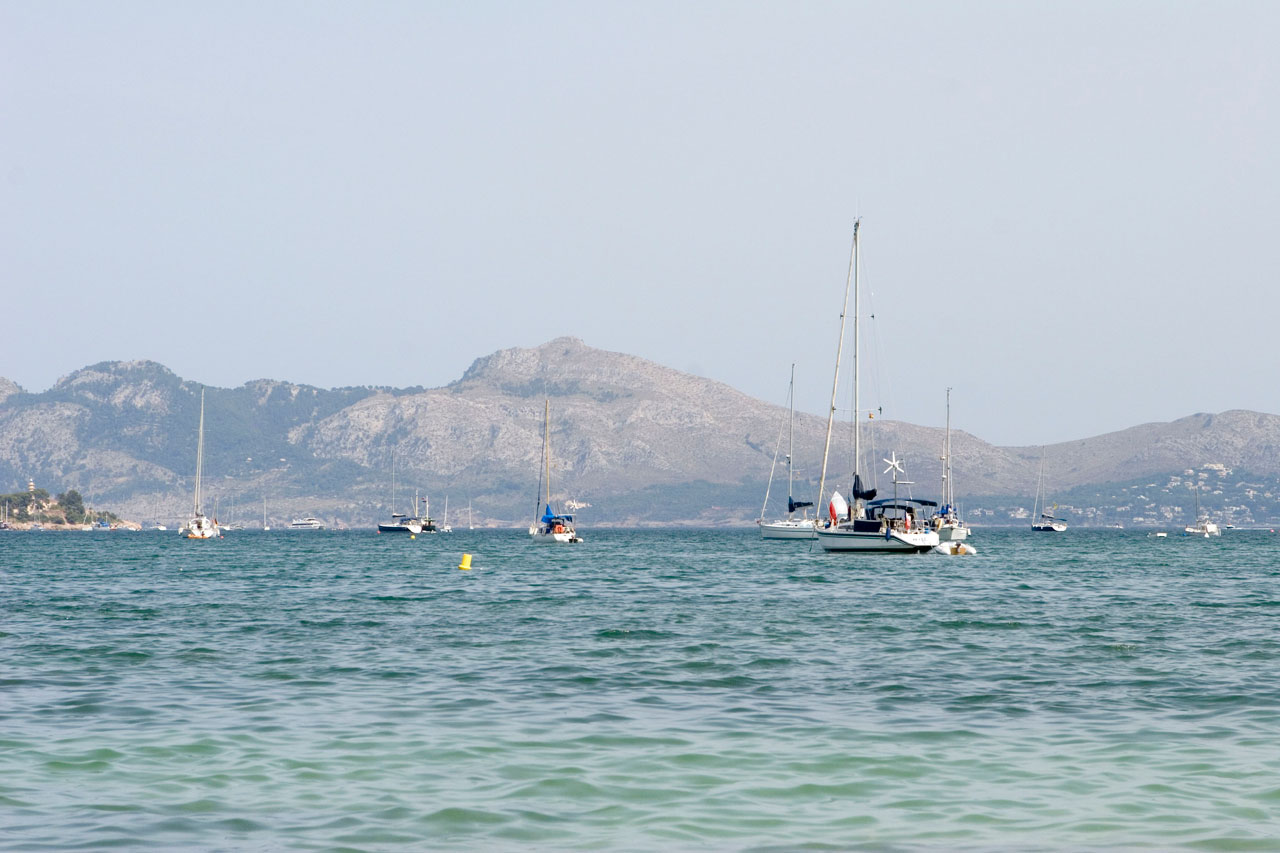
[
  {"xmin": 852, "ymin": 220, "xmax": 861, "ymax": 501},
  {"xmin": 194, "ymin": 389, "xmax": 205, "ymax": 517},
  {"xmin": 816, "ymin": 220, "xmax": 860, "ymax": 515},
  {"xmin": 543, "ymin": 399, "xmax": 551, "ymax": 509},
  {"xmin": 787, "ymin": 362, "xmax": 795, "ymax": 516},
  {"xmin": 944, "ymin": 387, "xmax": 953, "ymax": 507},
  {"xmin": 1034, "ymin": 447, "xmax": 1045, "ymax": 518}
]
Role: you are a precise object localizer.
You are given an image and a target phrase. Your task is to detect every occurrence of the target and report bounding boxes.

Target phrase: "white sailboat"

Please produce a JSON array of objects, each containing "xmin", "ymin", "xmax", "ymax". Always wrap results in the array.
[
  {"xmin": 262, "ymin": 496, "xmax": 270, "ymax": 531},
  {"xmin": 759, "ymin": 364, "xmax": 816, "ymax": 539},
  {"xmin": 377, "ymin": 460, "xmax": 435, "ymax": 533},
  {"xmin": 529, "ymin": 399, "xmax": 583, "ymax": 543},
  {"xmin": 1031, "ymin": 448, "xmax": 1067, "ymax": 532},
  {"xmin": 441, "ymin": 496, "xmax": 453, "ymax": 533},
  {"xmin": 814, "ymin": 220, "xmax": 939, "ymax": 554},
  {"xmin": 934, "ymin": 388, "xmax": 971, "ymax": 544},
  {"xmin": 182, "ymin": 389, "xmax": 220, "ymax": 539},
  {"xmin": 1184, "ymin": 482, "xmax": 1221, "ymax": 536},
  {"xmin": 468, "ymin": 499, "xmax": 474, "ymax": 530}
]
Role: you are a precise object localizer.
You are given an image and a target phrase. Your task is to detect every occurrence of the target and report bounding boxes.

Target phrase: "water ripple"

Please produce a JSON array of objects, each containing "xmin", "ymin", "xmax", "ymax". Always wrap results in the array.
[{"xmin": 3, "ymin": 529, "xmax": 1280, "ymax": 849}]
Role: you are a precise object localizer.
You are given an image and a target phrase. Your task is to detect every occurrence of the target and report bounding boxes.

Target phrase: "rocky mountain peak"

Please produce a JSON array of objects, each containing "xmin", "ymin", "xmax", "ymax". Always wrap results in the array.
[
  {"xmin": 0, "ymin": 377, "xmax": 22, "ymax": 404},
  {"xmin": 47, "ymin": 361, "xmax": 184, "ymax": 414}
]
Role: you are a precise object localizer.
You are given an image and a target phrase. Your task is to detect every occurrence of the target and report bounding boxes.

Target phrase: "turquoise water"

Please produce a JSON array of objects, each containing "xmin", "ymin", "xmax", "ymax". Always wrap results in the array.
[{"xmin": 3, "ymin": 529, "xmax": 1279, "ymax": 850}]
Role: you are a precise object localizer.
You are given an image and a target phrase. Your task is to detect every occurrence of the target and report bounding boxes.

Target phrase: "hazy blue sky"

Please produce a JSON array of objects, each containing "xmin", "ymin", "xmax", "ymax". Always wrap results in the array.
[{"xmin": 4, "ymin": 1, "xmax": 1277, "ymax": 445}]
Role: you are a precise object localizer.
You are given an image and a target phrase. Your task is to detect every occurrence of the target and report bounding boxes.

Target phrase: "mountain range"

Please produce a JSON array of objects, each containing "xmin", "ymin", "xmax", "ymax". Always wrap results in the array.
[{"xmin": 3, "ymin": 337, "xmax": 1279, "ymax": 527}]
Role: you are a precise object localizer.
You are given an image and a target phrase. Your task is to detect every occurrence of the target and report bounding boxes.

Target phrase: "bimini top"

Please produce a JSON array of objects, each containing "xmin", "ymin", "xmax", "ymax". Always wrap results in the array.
[{"xmin": 867, "ymin": 497, "xmax": 939, "ymax": 509}]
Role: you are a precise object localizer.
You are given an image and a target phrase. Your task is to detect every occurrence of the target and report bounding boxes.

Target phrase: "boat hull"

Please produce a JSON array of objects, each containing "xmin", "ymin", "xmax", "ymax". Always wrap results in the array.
[
  {"xmin": 1031, "ymin": 523, "xmax": 1067, "ymax": 532},
  {"xmin": 936, "ymin": 522, "xmax": 970, "ymax": 542},
  {"xmin": 530, "ymin": 529, "xmax": 582, "ymax": 543},
  {"xmin": 815, "ymin": 526, "xmax": 939, "ymax": 553},
  {"xmin": 760, "ymin": 519, "xmax": 816, "ymax": 539},
  {"xmin": 378, "ymin": 522, "xmax": 422, "ymax": 534}
]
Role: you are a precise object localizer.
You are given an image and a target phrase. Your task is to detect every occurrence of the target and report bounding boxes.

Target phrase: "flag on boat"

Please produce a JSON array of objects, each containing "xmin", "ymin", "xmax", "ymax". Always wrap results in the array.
[{"xmin": 829, "ymin": 491, "xmax": 848, "ymax": 522}]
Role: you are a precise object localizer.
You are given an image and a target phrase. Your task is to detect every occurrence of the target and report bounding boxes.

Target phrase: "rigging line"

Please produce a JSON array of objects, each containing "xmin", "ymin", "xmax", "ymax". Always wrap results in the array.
[
  {"xmin": 759, "ymin": 373, "xmax": 790, "ymax": 521},
  {"xmin": 860, "ymin": 246, "xmax": 898, "ymax": 438}
]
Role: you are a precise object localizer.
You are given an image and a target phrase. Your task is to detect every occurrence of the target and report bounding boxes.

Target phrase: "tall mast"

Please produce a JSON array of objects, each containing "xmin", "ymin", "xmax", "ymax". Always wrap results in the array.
[
  {"xmin": 543, "ymin": 399, "xmax": 551, "ymax": 509},
  {"xmin": 786, "ymin": 363, "xmax": 795, "ymax": 515},
  {"xmin": 852, "ymin": 220, "xmax": 861, "ymax": 504},
  {"xmin": 944, "ymin": 387, "xmax": 953, "ymax": 507},
  {"xmin": 816, "ymin": 219, "xmax": 860, "ymax": 515},
  {"xmin": 1034, "ymin": 447, "xmax": 1045, "ymax": 518},
  {"xmin": 193, "ymin": 389, "xmax": 205, "ymax": 517}
]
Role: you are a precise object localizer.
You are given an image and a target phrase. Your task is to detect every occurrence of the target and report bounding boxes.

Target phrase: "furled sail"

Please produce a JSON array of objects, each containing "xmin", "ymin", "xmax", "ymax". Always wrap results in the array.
[
  {"xmin": 852, "ymin": 474, "xmax": 877, "ymax": 501},
  {"xmin": 788, "ymin": 497, "xmax": 813, "ymax": 513}
]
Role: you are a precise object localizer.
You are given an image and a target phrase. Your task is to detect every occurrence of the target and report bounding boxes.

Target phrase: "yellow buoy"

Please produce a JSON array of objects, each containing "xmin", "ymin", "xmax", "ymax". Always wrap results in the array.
[
  {"xmin": 410, "ymin": 534, "xmax": 416, "ymax": 540},
  {"xmin": 458, "ymin": 553, "xmax": 472, "ymax": 571}
]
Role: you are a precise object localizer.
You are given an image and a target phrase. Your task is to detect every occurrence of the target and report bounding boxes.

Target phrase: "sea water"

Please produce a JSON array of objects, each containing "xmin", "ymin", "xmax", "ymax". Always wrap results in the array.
[{"xmin": 2, "ymin": 529, "xmax": 1279, "ymax": 851}]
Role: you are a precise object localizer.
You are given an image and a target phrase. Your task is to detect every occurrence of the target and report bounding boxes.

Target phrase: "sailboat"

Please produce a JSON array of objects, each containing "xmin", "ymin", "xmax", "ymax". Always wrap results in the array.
[
  {"xmin": 759, "ymin": 364, "xmax": 815, "ymax": 539},
  {"xmin": 379, "ymin": 490, "xmax": 435, "ymax": 534},
  {"xmin": 1031, "ymin": 448, "xmax": 1067, "ymax": 531},
  {"xmin": 182, "ymin": 389, "xmax": 220, "ymax": 539},
  {"xmin": 529, "ymin": 399, "xmax": 583, "ymax": 543},
  {"xmin": 813, "ymin": 220, "xmax": 939, "ymax": 553},
  {"xmin": 262, "ymin": 496, "xmax": 270, "ymax": 531},
  {"xmin": 934, "ymin": 388, "xmax": 971, "ymax": 543},
  {"xmin": 1183, "ymin": 482, "xmax": 1221, "ymax": 536},
  {"xmin": 441, "ymin": 496, "xmax": 453, "ymax": 533},
  {"xmin": 468, "ymin": 499, "xmax": 474, "ymax": 530},
  {"xmin": 377, "ymin": 458, "xmax": 433, "ymax": 533}
]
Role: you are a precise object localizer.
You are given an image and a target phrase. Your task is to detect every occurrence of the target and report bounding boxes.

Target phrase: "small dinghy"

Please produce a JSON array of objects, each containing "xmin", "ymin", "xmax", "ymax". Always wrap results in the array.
[{"xmin": 934, "ymin": 541, "xmax": 977, "ymax": 556}]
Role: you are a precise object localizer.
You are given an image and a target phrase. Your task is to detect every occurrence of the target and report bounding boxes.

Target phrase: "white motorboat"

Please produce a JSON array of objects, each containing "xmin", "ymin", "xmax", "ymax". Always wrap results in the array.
[
  {"xmin": 759, "ymin": 364, "xmax": 815, "ymax": 540},
  {"xmin": 812, "ymin": 221, "xmax": 939, "ymax": 554},
  {"xmin": 288, "ymin": 516, "xmax": 327, "ymax": 530}
]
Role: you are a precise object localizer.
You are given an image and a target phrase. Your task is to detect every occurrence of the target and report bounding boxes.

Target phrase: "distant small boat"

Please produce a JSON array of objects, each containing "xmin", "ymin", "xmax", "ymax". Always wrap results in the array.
[
  {"xmin": 1031, "ymin": 448, "xmax": 1067, "ymax": 532},
  {"xmin": 759, "ymin": 364, "xmax": 815, "ymax": 540},
  {"xmin": 934, "ymin": 388, "xmax": 971, "ymax": 544},
  {"xmin": 182, "ymin": 389, "xmax": 220, "ymax": 539},
  {"xmin": 288, "ymin": 516, "xmax": 326, "ymax": 530},
  {"xmin": 378, "ymin": 492, "xmax": 436, "ymax": 534},
  {"xmin": 529, "ymin": 399, "xmax": 583, "ymax": 543},
  {"xmin": 1149, "ymin": 531, "xmax": 1168, "ymax": 538},
  {"xmin": 1183, "ymin": 482, "xmax": 1220, "ymax": 537}
]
